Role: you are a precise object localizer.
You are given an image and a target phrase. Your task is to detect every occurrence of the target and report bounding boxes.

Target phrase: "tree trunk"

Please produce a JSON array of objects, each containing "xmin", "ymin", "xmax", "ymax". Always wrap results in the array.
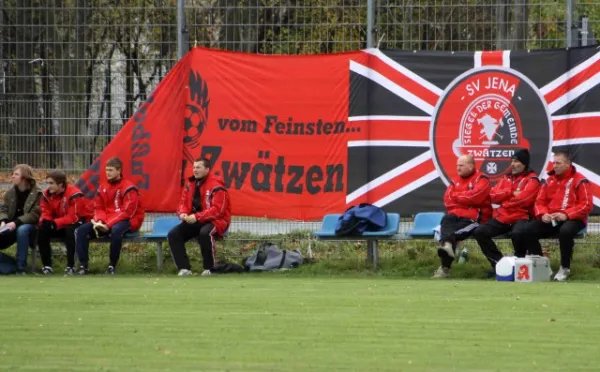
[
  {"xmin": 496, "ymin": 0, "xmax": 510, "ymax": 50},
  {"xmin": 511, "ymin": 0, "xmax": 529, "ymax": 49},
  {"xmin": 14, "ymin": 0, "xmax": 37, "ymax": 166},
  {"xmin": 40, "ymin": 38, "xmax": 57, "ymax": 169}
]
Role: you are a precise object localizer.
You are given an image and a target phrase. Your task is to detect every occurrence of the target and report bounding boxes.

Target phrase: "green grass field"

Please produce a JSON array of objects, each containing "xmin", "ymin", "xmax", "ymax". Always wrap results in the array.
[{"xmin": 1, "ymin": 276, "xmax": 600, "ymax": 371}]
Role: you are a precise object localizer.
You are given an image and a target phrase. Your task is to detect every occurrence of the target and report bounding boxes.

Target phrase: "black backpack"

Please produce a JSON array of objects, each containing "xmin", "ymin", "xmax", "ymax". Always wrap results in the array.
[{"xmin": 0, "ymin": 252, "xmax": 18, "ymax": 275}]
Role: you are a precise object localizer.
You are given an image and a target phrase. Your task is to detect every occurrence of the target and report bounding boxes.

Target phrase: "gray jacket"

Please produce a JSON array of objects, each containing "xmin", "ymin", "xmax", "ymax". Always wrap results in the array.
[{"xmin": 0, "ymin": 181, "xmax": 42, "ymax": 226}]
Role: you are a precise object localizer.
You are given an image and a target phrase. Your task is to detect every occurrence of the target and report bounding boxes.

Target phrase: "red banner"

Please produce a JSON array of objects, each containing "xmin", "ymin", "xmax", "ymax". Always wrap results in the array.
[
  {"xmin": 180, "ymin": 49, "xmax": 367, "ymax": 220},
  {"xmin": 78, "ymin": 47, "xmax": 600, "ymax": 219},
  {"xmin": 75, "ymin": 56, "xmax": 188, "ymax": 211}
]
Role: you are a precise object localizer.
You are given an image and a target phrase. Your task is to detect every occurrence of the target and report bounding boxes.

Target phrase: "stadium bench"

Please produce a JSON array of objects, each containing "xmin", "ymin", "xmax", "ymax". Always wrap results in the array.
[
  {"xmin": 403, "ymin": 211, "xmax": 587, "ymax": 240},
  {"xmin": 30, "ymin": 216, "xmax": 233, "ymax": 272},
  {"xmin": 143, "ymin": 216, "xmax": 181, "ymax": 270},
  {"xmin": 143, "ymin": 216, "xmax": 230, "ymax": 271},
  {"xmin": 313, "ymin": 213, "xmax": 402, "ymax": 268},
  {"xmin": 405, "ymin": 212, "xmax": 445, "ymax": 239}
]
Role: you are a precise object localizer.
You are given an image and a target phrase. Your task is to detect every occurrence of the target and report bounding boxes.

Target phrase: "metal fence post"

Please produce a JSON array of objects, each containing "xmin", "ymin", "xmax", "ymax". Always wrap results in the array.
[
  {"xmin": 566, "ymin": 0, "xmax": 574, "ymax": 47},
  {"xmin": 177, "ymin": 0, "xmax": 185, "ymax": 59},
  {"xmin": 581, "ymin": 16, "xmax": 589, "ymax": 46},
  {"xmin": 0, "ymin": 0, "xmax": 4, "ymax": 94},
  {"xmin": 367, "ymin": 0, "xmax": 374, "ymax": 48}
]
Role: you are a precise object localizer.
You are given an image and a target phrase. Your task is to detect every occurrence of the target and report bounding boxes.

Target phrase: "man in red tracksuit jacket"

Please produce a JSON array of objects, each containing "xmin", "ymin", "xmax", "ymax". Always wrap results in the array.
[
  {"xmin": 74, "ymin": 157, "xmax": 145, "ymax": 275},
  {"xmin": 471, "ymin": 149, "xmax": 540, "ymax": 274},
  {"xmin": 433, "ymin": 154, "xmax": 492, "ymax": 278},
  {"xmin": 38, "ymin": 170, "xmax": 93, "ymax": 275},
  {"xmin": 513, "ymin": 151, "xmax": 593, "ymax": 282},
  {"xmin": 168, "ymin": 157, "xmax": 231, "ymax": 276}
]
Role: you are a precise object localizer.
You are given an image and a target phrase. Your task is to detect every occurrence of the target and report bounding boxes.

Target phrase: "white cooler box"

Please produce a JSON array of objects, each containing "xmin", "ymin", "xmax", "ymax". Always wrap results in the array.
[{"xmin": 514, "ymin": 256, "xmax": 551, "ymax": 282}]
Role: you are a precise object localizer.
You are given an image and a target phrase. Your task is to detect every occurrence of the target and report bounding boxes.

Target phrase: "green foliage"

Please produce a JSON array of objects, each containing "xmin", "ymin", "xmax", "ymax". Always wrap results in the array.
[{"xmin": 16, "ymin": 236, "xmax": 600, "ymax": 281}]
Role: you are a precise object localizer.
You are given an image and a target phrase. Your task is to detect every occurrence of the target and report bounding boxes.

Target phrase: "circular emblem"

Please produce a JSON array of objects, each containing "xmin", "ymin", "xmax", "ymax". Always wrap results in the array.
[
  {"xmin": 184, "ymin": 70, "xmax": 210, "ymax": 149},
  {"xmin": 431, "ymin": 67, "xmax": 552, "ymax": 184},
  {"xmin": 184, "ymin": 104, "xmax": 207, "ymax": 148}
]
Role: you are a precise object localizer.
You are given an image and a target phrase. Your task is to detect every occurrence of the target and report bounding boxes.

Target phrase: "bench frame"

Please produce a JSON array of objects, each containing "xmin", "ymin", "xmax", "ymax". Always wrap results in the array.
[
  {"xmin": 314, "ymin": 233, "xmax": 586, "ymax": 269},
  {"xmin": 315, "ymin": 234, "xmax": 406, "ymax": 268}
]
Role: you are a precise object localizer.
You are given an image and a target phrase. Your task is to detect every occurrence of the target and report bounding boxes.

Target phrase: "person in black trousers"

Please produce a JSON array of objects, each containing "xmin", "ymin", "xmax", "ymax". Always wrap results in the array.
[
  {"xmin": 471, "ymin": 149, "xmax": 540, "ymax": 275},
  {"xmin": 37, "ymin": 171, "xmax": 93, "ymax": 275},
  {"xmin": 512, "ymin": 152, "xmax": 593, "ymax": 282},
  {"xmin": 168, "ymin": 158, "xmax": 231, "ymax": 276}
]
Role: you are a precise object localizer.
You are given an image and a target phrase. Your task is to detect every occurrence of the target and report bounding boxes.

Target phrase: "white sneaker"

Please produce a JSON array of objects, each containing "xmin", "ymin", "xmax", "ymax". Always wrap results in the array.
[
  {"xmin": 41, "ymin": 266, "xmax": 54, "ymax": 275},
  {"xmin": 201, "ymin": 269, "xmax": 212, "ymax": 276},
  {"xmin": 432, "ymin": 266, "xmax": 450, "ymax": 278},
  {"xmin": 554, "ymin": 267, "xmax": 571, "ymax": 282},
  {"xmin": 177, "ymin": 269, "xmax": 193, "ymax": 276},
  {"xmin": 439, "ymin": 242, "xmax": 455, "ymax": 259}
]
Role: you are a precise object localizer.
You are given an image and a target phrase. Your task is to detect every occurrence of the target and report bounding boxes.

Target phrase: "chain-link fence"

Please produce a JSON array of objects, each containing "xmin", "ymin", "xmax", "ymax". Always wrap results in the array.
[{"xmin": 0, "ymin": 0, "xmax": 599, "ymax": 234}]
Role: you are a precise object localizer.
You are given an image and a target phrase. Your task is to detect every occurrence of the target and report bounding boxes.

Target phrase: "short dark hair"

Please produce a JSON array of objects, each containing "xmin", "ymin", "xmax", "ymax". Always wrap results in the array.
[
  {"xmin": 106, "ymin": 157, "xmax": 123, "ymax": 170},
  {"xmin": 554, "ymin": 151, "xmax": 573, "ymax": 162},
  {"xmin": 46, "ymin": 170, "xmax": 67, "ymax": 187},
  {"xmin": 194, "ymin": 157, "xmax": 211, "ymax": 169}
]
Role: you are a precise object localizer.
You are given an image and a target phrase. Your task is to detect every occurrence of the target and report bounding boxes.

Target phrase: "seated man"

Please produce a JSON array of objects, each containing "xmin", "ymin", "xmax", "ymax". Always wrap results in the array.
[
  {"xmin": 512, "ymin": 151, "xmax": 592, "ymax": 282},
  {"xmin": 75, "ymin": 157, "xmax": 145, "ymax": 275},
  {"xmin": 471, "ymin": 149, "xmax": 540, "ymax": 275},
  {"xmin": 38, "ymin": 170, "xmax": 93, "ymax": 275},
  {"xmin": 0, "ymin": 164, "xmax": 42, "ymax": 274},
  {"xmin": 168, "ymin": 158, "xmax": 231, "ymax": 276},
  {"xmin": 433, "ymin": 154, "xmax": 491, "ymax": 278}
]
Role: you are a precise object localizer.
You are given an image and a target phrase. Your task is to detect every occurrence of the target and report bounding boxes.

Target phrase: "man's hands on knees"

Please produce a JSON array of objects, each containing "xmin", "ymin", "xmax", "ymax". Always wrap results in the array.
[
  {"xmin": 91, "ymin": 219, "xmax": 109, "ymax": 236},
  {"xmin": 184, "ymin": 215, "xmax": 197, "ymax": 224},
  {"xmin": 0, "ymin": 220, "xmax": 15, "ymax": 232},
  {"xmin": 542, "ymin": 213, "xmax": 568, "ymax": 224},
  {"xmin": 550, "ymin": 212, "xmax": 568, "ymax": 222},
  {"xmin": 179, "ymin": 213, "xmax": 197, "ymax": 224},
  {"xmin": 3, "ymin": 221, "xmax": 16, "ymax": 231}
]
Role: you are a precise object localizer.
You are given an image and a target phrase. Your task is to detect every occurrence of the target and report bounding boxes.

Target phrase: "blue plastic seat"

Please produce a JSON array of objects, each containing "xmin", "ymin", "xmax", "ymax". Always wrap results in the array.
[
  {"xmin": 313, "ymin": 214, "xmax": 342, "ymax": 237},
  {"xmin": 362, "ymin": 213, "xmax": 400, "ymax": 236},
  {"xmin": 405, "ymin": 212, "xmax": 445, "ymax": 238},
  {"xmin": 143, "ymin": 217, "xmax": 181, "ymax": 239},
  {"xmin": 576, "ymin": 226, "xmax": 587, "ymax": 238},
  {"xmin": 313, "ymin": 213, "xmax": 400, "ymax": 237}
]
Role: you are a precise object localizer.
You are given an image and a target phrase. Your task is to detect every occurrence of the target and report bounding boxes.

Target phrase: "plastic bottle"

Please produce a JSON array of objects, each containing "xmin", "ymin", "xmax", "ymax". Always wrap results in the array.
[{"xmin": 458, "ymin": 247, "xmax": 469, "ymax": 264}]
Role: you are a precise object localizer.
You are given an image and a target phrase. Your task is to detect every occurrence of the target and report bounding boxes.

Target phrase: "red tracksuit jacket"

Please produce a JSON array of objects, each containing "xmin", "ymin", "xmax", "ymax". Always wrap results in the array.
[
  {"xmin": 39, "ymin": 184, "xmax": 93, "ymax": 229},
  {"xmin": 177, "ymin": 172, "xmax": 231, "ymax": 236},
  {"xmin": 490, "ymin": 169, "xmax": 540, "ymax": 224},
  {"xmin": 444, "ymin": 171, "xmax": 492, "ymax": 223},
  {"xmin": 534, "ymin": 166, "xmax": 593, "ymax": 224},
  {"xmin": 94, "ymin": 178, "xmax": 145, "ymax": 232}
]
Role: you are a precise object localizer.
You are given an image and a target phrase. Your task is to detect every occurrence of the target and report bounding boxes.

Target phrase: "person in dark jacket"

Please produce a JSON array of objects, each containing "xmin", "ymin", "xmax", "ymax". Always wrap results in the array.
[
  {"xmin": 0, "ymin": 164, "xmax": 42, "ymax": 273},
  {"xmin": 433, "ymin": 155, "xmax": 491, "ymax": 278},
  {"xmin": 471, "ymin": 149, "xmax": 540, "ymax": 275},
  {"xmin": 512, "ymin": 151, "xmax": 593, "ymax": 282},
  {"xmin": 38, "ymin": 170, "xmax": 93, "ymax": 275},
  {"xmin": 168, "ymin": 158, "xmax": 231, "ymax": 276}
]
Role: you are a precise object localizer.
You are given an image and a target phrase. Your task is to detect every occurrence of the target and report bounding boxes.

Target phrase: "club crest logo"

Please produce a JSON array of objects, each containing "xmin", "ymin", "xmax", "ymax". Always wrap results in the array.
[
  {"xmin": 185, "ymin": 70, "xmax": 210, "ymax": 149},
  {"xmin": 431, "ymin": 67, "xmax": 552, "ymax": 184}
]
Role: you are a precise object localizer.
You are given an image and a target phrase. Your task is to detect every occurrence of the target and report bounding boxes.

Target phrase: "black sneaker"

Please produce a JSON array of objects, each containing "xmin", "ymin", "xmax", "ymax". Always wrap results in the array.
[
  {"xmin": 64, "ymin": 267, "xmax": 75, "ymax": 276},
  {"xmin": 105, "ymin": 266, "xmax": 116, "ymax": 275},
  {"xmin": 41, "ymin": 266, "xmax": 54, "ymax": 275},
  {"xmin": 77, "ymin": 266, "xmax": 88, "ymax": 275}
]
